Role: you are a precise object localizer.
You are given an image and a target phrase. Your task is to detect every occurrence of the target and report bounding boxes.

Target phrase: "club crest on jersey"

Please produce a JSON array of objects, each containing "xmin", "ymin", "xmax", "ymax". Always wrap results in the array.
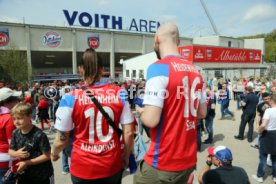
[{"xmin": 186, "ymin": 120, "xmax": 195, "ymax": 131}]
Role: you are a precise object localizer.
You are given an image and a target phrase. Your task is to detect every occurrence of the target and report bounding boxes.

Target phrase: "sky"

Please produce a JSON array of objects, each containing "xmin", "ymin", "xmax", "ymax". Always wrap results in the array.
[{"xmin": 0, "ymin": 0, "xmax": 276, "ymax": 38}]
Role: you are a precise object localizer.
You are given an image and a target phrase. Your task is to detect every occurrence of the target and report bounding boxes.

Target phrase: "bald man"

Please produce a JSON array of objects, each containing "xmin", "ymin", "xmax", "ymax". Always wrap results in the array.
[{"xmin": 136, "ymin": 22, "xmax": 207, "ymax": 184}]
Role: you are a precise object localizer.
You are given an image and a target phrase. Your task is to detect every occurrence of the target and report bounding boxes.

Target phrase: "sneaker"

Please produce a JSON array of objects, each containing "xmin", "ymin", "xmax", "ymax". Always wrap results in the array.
[
  {"xmin": 250, "ymin": 144, "xmax": 259, "ymax": 149},
  {"xmin": 62, "ymin": 171, "xmax": 69, "ymax": 175},
  {"xmin": 252, "ymin": 174, "xmax": 264, "ymax": 183}
]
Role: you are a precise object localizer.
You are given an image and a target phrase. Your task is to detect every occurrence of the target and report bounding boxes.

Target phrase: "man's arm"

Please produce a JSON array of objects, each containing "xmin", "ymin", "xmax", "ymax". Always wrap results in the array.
[
  {"xmin": 16, "ymin": 151, "xmax": 51, "ymax": 173},
  {"xmin": 198, "ymin": 156, "xmax": 212, "ymax": 184},
  {"xmin": 121, "ymin": 123, "xmax": 135, "ymax": 168},
  {"xmin": 197, "ymin": 102, "xmax": 207, "ymax": 119},
  {"xmin": 51, "ymin": 131, "xmax": 70, "ymax": 161},
  {"xmin": 197, "ymin": 86, "xmax": 207, "ymax": 119},
  {"xmin": 258, "ymin": 118, "xmax": 269, "ymax": 134},
  {"xmin": 137, "ymin": 105, "xmax": 162, "ymax": 128}
]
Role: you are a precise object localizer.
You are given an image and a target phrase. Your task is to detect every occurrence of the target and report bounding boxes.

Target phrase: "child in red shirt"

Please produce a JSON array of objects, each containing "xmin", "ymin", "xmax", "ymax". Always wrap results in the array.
[{"xmin": 37, "ymin": 95, "xmax": 51, "ymax": 131}]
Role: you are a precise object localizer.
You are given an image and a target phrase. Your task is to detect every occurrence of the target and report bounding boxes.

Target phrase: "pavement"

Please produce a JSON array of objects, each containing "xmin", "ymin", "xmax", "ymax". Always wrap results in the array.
[{"xmin": 43, "ymin": 100, "xmax": 273, "ymax": 184}]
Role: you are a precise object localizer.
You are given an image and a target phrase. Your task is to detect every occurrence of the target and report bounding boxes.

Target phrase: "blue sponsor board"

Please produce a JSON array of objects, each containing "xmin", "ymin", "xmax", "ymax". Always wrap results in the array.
[{"xmin": 32, "ymin": 74, "xmax": 81, "ymax": 81}]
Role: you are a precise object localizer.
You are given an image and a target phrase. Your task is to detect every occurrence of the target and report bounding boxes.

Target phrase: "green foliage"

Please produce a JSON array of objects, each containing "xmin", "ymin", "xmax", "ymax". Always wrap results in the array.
[
  {"xmin": 0, "ymin": 45, "xmax": 28, "ymax": 84},
  {"xmin": 240, "ymin": 29, "xmax": 276, "ymax": 62}
]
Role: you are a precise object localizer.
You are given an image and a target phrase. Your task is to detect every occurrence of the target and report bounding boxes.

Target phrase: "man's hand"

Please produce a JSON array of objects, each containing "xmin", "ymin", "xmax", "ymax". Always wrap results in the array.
[
  {"xmin": 136, "ymin": 106, "xmax": 144, "ymax": 116},
  {"xmin": 121, "ymin": 153, "xmax": 129, "ymax": 169},
  {"xmin": 51, "ymin": 153, "xmax": 60, "ymax": 161}
]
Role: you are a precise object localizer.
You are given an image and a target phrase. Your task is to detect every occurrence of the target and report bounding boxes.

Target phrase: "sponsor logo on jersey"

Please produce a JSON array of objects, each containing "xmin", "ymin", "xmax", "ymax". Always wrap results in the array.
[{"xmin": 42, "ymin": 31, "xmax": 62, "ymax": 48}]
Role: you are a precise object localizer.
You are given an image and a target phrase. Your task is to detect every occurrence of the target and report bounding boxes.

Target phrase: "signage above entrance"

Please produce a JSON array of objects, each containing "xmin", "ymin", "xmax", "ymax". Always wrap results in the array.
[
  {"xmin": 42, "ymin": 31, "xmax": 62, "ymax": 48},
  {"xmin": 63, "ymin": 10, "xmax": 160, "ymax": 33},
  {"xmin": 178, "ymin": 45, "xmax": 262, "ymax": 63}
]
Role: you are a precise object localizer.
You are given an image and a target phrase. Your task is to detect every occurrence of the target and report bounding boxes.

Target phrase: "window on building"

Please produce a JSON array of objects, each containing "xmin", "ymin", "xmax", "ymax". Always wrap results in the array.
[
  {"xmin": 228, "ymin": 41, "xmax": 231, "ymax": 47},
  {"xmin": 215, "ymin": 70, "xmax": 223, "ymax": 78},
  {"xmin": 260, "ymin": 69, "xmax": 265, "ymax": 77},
  {"xmin": 132, "ymin": 70, "xmax": 136, "ymax": 78},
  {"xmin": 139, "ymin": 70, "xmax": 144, "ymax": 79},
  {"xmin": 126, "ymin": 70, "xmax": 129, "ymax": 77}
]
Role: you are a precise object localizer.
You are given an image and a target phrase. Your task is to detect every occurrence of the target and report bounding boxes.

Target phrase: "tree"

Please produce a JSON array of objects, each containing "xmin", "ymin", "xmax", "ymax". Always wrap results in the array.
[
  {"xmin": 0, "ymin": 45, "xmax": 28, "ymax": 85},
  {"xmin": 240, "ymin": 29, "xmax": 276, "ymax": 62}
]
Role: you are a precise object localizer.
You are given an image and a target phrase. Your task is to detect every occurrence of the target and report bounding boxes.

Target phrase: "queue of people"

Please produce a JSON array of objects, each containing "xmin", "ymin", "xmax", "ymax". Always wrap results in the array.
[{"xmin": 0, "ymin": 22, "xmax": 276, "ymax": 184}]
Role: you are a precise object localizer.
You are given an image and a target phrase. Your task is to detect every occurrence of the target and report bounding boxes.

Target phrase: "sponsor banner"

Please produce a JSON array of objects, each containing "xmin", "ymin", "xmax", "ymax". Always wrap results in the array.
[
  {"xmin": 87, "ymin": 34, "xmax": 100, "ymax": 49},
  {"xmin": 0, "ymin": 28, "xmax": 9, "ymax": 47},
  {"xmin": 179, "ymin": 46, "xmax": 261, "ymax": 63},
  {"xmin": 42, "ymin": 31, "xmax": 62, "ymax": 48}
]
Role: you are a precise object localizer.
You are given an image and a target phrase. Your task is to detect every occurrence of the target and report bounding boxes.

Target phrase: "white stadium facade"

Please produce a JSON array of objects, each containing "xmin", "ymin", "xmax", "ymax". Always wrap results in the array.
[{"xmin": 0, "ymin": 21, "xmax": 267, "ymax": 82}]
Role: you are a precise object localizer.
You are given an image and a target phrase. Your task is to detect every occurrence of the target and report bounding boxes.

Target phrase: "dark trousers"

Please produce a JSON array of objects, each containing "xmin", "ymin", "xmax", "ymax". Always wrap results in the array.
[
  {"xmin": 71, "ymin": 170, "xmax": 123, "ymax": 184},
  {"xmin": 197, "ymin": 119, "xmax": 203, "ymax": 151},
  {"xmin": 205, "ymin": 116, "xmax": 214, "ymax": 142},
  {"xmin": 238, "ymin": 112, "xmax": 256, "ymax": 140},
  {"xmin": 257, "ymin": 136, "xmax": 276, "ymax": 177}
]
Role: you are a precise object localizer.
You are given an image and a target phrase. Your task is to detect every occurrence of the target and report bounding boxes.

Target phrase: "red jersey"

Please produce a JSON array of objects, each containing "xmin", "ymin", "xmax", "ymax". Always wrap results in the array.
[
  {"xmin": 37, "ymin": 99, "xmax": 49, "ymax": 109},
  {"xmin": 0, "ymin": 106, "xmax": 16, "ymax": 168},
  {"xmin": 143, "ymin": 55, "xmax": 204, "ymax": 171},
  {"xmin": 55, "ymin": 82, "xmax": 134, "ymax": 179}
]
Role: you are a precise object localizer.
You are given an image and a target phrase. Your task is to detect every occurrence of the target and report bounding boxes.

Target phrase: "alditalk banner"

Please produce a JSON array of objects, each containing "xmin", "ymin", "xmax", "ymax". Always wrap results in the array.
[{"xmin": 178, "ymin": 45, "xmax": 262, "ymax": 63}]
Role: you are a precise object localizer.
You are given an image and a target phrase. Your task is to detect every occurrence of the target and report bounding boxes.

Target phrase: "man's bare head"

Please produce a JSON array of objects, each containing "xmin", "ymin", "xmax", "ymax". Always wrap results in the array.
[
  {"xmin": 154, "ymin": 22, "xmax": 180, "ymax": 59},
  {"xmin": 155, "ymin": 22, "xmax": 179, "ymax": 41}
]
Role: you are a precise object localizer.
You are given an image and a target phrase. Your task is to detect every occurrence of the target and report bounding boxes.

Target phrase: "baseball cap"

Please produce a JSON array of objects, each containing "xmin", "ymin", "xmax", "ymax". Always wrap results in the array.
[
  {"xmin": 0, "ymin": 87, "xmax": 22, "ymax": 102},
  {"xmin": 208, "ymin": 145, "xmax": 233, "ymax": 163}
]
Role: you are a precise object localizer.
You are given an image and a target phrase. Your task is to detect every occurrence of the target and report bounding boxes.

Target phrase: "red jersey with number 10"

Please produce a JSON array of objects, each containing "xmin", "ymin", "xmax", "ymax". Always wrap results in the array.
[
  {"xmin": 143, "ymin": 55, "xmax": 204, "ymax": 171},
  {"xmin": 55, "ymin": 82, "xmax": 134, "ymax": 179}
]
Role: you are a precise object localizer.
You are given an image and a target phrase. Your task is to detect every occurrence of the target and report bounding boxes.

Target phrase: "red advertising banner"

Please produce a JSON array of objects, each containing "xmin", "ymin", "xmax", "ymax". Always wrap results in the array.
[{"xmin": 178, "ymin": 45, "xmax": 262, "ymax": 63}]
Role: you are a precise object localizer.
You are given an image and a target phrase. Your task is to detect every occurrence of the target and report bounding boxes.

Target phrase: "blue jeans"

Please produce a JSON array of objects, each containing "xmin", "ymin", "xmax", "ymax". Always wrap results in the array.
[
  {"xmin": 62, "ymin": 150, "xmax": 70, "ymax": 172},
  {"xmin": 0, "ymin": 167, "xmax": 9, "ymax": 184},
  {"xmin": 205, "ymin": 116, "xmax": 214, "ymax": 142},
  {"xmin": 220, "ymin": 102, "xmax": 234, "ymax": 118},
  {"xmin": 257, "ymin": 136, "xmax": 276, "ymax": 177},
  {"xmin": 32, "ymin": 105, "xmax": 36, "ymax": 120}
]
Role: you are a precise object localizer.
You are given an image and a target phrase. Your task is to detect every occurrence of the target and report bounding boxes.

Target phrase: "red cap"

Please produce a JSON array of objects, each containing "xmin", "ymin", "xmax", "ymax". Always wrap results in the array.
[{"xmin": 207, "ymin": 147, "xmax": 215, "ymax": 156}]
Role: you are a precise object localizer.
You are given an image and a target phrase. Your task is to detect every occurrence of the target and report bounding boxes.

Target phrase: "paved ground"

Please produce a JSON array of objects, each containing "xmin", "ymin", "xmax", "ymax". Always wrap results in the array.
[{"xmin": 44, "ymin": 100, "xmax": 273, "ymax": 184}]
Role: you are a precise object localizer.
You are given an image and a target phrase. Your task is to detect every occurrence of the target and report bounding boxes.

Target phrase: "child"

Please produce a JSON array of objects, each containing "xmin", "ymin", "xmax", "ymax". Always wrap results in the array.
[
  {"xmin": 37, "ymin": 95, "xmax": 52, "ymax": 131},
  {"xmin": 9, "ymin": 102, "xmax": 54, "ymax": 184}
]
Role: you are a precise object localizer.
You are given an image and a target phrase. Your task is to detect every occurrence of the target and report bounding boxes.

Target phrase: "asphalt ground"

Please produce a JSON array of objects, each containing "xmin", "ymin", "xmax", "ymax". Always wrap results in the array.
[{"xmin": 43, "ymin": 100, "xmax": 273, "ymax": 184}]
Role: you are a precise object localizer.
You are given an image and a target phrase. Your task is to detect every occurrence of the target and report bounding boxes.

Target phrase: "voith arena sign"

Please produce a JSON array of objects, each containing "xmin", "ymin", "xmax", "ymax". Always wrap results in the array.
[{"xmin": 63, "ymin": 9, "xmax": 160, "ymax": 33}]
